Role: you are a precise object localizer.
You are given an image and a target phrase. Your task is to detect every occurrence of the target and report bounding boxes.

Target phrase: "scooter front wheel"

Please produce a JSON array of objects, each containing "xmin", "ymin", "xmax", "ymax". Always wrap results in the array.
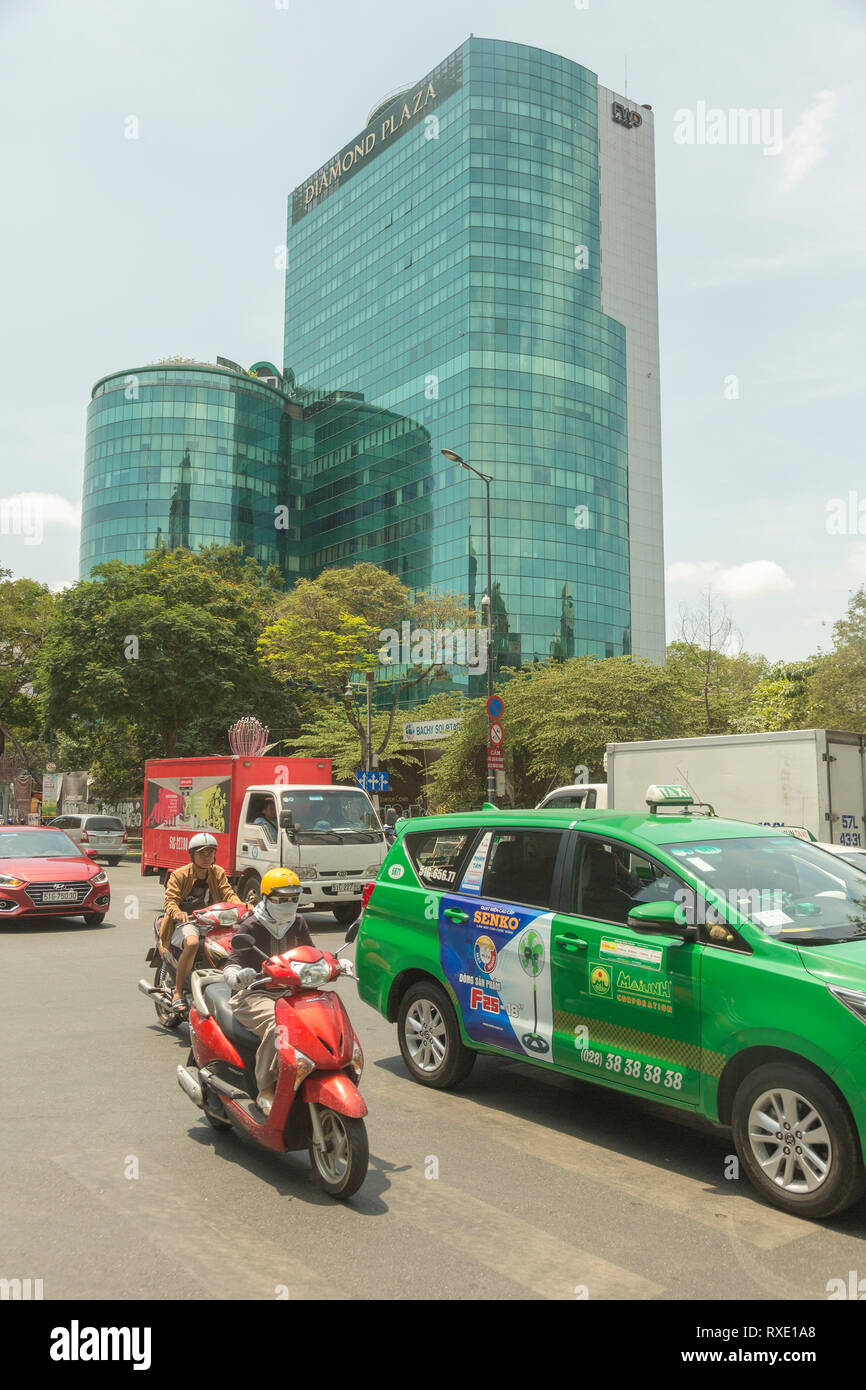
[{"xmin": 308, "ymin": 1109, "xmax": 368, "ymax": 1200}]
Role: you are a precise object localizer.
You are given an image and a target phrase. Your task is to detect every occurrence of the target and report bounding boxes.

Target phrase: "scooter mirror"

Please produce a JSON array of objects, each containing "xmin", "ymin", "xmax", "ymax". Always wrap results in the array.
[{"xmin": 344, "ymin": 920, "xmax": 360, "ymax": 944}]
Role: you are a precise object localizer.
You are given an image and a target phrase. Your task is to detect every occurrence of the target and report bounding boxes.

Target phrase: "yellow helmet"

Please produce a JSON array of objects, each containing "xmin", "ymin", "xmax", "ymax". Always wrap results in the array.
[{"xmin": 260, "ymin": 867, "xmax": 301, "ymax": 901}]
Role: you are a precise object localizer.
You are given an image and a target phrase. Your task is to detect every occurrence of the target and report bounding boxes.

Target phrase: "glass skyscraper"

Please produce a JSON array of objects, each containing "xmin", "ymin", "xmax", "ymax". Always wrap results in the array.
[
  {"xmin": 81, "ymin": 358, "xmax": 296, "ymax": 577},
  {"xmin": 80, "ymin": 37, "xmax": 666, "ymax": 687},
  {"xmin": 284, "ymin": 37, "xmax": 665, "ymax": 679}
]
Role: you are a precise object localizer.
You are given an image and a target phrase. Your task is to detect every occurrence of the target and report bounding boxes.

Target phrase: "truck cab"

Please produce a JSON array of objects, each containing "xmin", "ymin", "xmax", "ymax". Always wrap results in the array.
[{"xmin": 237, "ymin": 784, "xmax": 389, "ymax": 925}]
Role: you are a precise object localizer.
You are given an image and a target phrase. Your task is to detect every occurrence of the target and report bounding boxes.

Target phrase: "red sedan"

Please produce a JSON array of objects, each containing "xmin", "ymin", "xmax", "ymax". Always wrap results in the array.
[{"xmin": 0, "ymin": 826, "xmax": 111, "ymax": 924}]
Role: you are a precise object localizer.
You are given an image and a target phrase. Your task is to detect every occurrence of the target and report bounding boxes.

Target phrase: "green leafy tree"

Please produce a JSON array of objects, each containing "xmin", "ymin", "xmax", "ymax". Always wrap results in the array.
[
  {"xmin": 809, "ymin": 588, "xmax": 866, "ymax": 730},
  {"xmin": 428, "ymin": 656, "xmax": 696, "ymax": 811},
  {"xmin": 39, "ymin": 547, "xmax": 305, "ymax": 772},
  {"xmin": 0, "ymin": 569, "xmax": 55, "ymax": 769},
  {"xmin": 737, "ymin": 660, "xmax": 817, "ymax": 732},
  {"xmin": 667, "ymin": 590, "xmax": 768, "ymax": 734},
  {"xmin": 259, "ymin": 563, "xmax": 477, "ymax": 771}
]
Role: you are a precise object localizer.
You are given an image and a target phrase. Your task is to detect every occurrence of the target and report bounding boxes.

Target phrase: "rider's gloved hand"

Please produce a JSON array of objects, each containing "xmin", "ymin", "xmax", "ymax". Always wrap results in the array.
[{"xmin": 236, "ymin": 968, "xmax": 257, "ymax": 987}]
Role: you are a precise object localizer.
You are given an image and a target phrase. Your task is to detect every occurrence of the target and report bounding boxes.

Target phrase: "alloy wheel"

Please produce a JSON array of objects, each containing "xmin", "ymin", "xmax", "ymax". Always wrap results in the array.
[
  {"xmin": 747, "ymin": 1087, "xmax": 832, "ymax": 1194},
  {"xmin": 404, "ymin": 998, "xmax": 447, "ymax": 1073}
]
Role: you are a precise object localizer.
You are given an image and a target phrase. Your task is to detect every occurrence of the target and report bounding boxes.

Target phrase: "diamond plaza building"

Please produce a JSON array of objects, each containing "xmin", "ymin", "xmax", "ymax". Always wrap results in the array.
[{"xmin": 80, "ymin": 37, "xmax": 665, "ymax": 678}]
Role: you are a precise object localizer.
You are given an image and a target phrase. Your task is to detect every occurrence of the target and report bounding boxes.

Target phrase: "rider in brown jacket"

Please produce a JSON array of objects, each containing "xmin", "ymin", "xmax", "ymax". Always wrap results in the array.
[{"xmin": 161, "ymin": 833, "xmax": 253, "ymax": 1010}]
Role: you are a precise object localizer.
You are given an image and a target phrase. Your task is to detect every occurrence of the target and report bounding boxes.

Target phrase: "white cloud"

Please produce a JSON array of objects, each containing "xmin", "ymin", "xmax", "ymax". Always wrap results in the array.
[
  {"xmin": 779, "ymin": 90, "xmax": 837, "ymax": 192},
  {"xmin": 0, "ymin": 492, "xmax": 81, "ymax": 529},
  {"xmin": 666, "ymin": 559, "xmax": 795, "ymax": 599}
]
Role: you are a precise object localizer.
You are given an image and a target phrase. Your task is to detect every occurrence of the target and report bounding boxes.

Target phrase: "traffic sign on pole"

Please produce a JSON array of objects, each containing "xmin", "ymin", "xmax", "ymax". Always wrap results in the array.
[
  {"xmin": 488, "ymin": 721, "xmax": 504, "ymax": 747},
  {"xmin": 356, "ymin": 770, "xmax": 390, "ymax": 792},
  {"xmin": 486, "ymin": 696, "xmax": 503, "ymax": 721}
]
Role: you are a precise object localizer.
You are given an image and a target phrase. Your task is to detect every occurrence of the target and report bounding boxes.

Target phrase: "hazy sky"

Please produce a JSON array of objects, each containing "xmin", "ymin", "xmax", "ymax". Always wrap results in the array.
[{"xmin": 1, "ymin": 0, "xmax": 863, "ymax": 661}]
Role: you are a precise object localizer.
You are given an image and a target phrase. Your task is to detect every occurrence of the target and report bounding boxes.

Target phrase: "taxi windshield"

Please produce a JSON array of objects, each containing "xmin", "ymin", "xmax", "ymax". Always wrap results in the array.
[{"xmin": 660, "ymin": 835, "xmax": 866, "ymax": 944}]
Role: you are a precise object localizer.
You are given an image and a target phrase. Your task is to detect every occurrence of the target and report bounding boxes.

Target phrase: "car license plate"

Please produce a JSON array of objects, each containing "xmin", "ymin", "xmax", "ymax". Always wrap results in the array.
[
  {"xmin": 347, "ymin": 883, "xmax": 363, "ymax": 895},
  {"xmin": 44, "ymin": 891, "xmax": 78, "ymax": 902}
]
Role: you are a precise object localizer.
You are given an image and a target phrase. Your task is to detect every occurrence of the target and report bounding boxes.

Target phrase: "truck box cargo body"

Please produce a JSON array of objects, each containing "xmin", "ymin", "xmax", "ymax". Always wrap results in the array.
[
  {"xmin": 142, "ymin": 756, "xmax": 389, "ymax": 920},
  {"xmin": 606, "ymin": 730, "xmax": 866, "ymax": 846}
]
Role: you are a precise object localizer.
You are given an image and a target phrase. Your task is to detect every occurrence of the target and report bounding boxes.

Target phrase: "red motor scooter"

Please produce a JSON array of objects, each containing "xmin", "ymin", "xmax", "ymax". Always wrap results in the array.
[
  {"xmin": 138, "ymin": 901, "xmax": 251, "ymax": 1030},
  {"xmin": 176, "ymin": 929, "xmax": 368, "ymax": 1199}
]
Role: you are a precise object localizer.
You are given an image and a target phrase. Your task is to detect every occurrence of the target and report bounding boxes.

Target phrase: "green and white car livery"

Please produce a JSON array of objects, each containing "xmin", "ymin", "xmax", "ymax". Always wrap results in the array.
[{"xmin": 356, "ymin": 788, "xmax": 866, "ymax": 1219}]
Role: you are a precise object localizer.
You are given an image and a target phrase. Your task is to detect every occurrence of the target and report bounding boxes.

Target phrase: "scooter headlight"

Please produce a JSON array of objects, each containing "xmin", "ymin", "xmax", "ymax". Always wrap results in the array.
[
  {"xmin": 291, "ymin": 959, "xmax": 331, "ymax": 987},
  {"xmin": 350, "ymin": 1039, "xmax": 364, "ymax": 1079},
  {"xmin": 293, "ymin": 1049, "xmax": 316, "ymax": 1090}
]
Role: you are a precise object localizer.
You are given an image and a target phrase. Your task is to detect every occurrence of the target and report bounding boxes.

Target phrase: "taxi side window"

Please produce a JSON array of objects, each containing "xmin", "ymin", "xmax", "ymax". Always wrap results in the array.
[
  {"xmin": 481, "ymin": 830, "xmax": 564, "ymax": 910},
  {"xmin": 571, "ymin": 838, "xmax": 687, "ymax": 927},
  {"xmin": 405, "ymin": 830, "xmax": 475, "ymax": 890}
]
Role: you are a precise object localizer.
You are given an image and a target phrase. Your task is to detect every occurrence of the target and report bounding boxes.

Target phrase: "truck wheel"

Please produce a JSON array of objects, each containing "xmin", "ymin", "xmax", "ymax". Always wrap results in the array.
[
  {"xmin": 237, "ymin": 871, "xmax": 261, "ymax": 902},
  {"xmin": 732, "ymin": 1063, "xmax": 866, "ymax": 1219},
  {"xmin": 332, "ymin": 903, "xmax": 359, "ymax": 927},
  {"xmin": 397, "ymin": 980, "xmax": 476, "ymax": 1090}
]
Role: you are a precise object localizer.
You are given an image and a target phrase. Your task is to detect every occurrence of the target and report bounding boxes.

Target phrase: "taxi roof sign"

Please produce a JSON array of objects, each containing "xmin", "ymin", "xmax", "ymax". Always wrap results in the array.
[
  {"xmin": 646, "ymin": 784, "xmax": 716, "ymax": 817},
  {"xmin": 646, "ymin": 784, "xmax": 694, "ymax": 807}
]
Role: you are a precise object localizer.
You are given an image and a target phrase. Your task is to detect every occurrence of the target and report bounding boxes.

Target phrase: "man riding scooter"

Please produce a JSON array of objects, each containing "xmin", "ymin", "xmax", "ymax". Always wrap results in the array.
[
  {"xmin": 161, "ymin": 832, "xmax": 255, "ymax": 1013},
  {"xmin": 222, "ymin": 868, "xmax": 313, "ymax": 1115}
]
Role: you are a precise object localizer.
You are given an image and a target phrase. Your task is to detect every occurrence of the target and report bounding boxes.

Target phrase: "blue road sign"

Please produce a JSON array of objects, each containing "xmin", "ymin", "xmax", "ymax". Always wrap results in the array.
[
  {"xmin": 487, "ymin": 696, "xmax": 503, "ymax": 720},
  {"xmin": 356, "ymin": 770, "xmax": 390, "ymax": 792}
]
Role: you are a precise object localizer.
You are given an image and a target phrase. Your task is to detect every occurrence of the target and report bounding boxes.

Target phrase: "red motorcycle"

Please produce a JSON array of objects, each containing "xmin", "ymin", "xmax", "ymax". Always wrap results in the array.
[
  {"xmin": 138, "ymin": 901, "xmax": 251, "ymax": 1030},
  {"xmin": 176, "ymin": 930, "xmax": 368, "ymax": 1199}
]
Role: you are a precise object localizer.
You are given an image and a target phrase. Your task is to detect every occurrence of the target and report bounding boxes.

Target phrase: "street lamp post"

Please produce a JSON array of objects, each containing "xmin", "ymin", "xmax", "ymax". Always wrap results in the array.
[{"xmin": 441, "ymin": 448, "xmax": 496, "ymax": 804}]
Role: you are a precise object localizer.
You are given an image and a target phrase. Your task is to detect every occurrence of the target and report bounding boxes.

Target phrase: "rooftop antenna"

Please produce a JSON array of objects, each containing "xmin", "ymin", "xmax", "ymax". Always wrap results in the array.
[{"xmin": 624, "ymin": 54, "xmax": 628, "ymax": 98}]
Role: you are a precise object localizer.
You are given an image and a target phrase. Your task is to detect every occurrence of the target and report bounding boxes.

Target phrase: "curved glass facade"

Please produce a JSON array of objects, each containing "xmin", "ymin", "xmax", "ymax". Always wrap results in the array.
[
  {"xmin": 80, "ymin": 362, "xmax": 295, "ymax": 578},
  {"xmin": 285, "ymin": 38, "xmax": 651, "ymax": 684}
]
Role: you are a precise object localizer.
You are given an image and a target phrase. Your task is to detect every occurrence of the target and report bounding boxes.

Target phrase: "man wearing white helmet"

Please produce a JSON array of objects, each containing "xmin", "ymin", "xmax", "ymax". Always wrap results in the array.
[{"xmin": 161, "ymin": 832, "xmax": 253, "ymax": 1012}]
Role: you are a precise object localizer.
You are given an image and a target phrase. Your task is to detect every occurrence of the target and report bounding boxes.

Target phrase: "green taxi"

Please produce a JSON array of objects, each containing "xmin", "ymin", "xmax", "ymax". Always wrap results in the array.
[{"xmin": 355, "ymin": 787, "xmax": 866, "ymax": 1218}]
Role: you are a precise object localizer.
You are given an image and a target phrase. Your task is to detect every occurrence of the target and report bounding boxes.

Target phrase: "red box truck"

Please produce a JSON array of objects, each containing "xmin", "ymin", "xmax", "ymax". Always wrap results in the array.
[{"xmin": 141, "ymin": 755, "xmax": 389, "ymax": 924}]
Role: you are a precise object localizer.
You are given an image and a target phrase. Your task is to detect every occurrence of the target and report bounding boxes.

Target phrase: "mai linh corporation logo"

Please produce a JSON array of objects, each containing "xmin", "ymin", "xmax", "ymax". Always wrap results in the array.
[{"xmin": 590, "ymin": 964, "xmax": 612, "ymax": 997}]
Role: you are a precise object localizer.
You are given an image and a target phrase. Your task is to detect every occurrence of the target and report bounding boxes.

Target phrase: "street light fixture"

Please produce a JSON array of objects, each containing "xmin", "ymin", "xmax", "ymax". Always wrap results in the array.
[{"xmin": 441, "ymin": 448, "xmax": 496, "ymax": 804}]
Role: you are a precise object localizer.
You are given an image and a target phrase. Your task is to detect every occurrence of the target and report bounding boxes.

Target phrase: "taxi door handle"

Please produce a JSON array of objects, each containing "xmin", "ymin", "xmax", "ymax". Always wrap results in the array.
[
  {"xmin": 443, "ymin": 908, "xmax": 469, "ymax": 923},
  {"xmin": 556, "ymin": 935, "xmax": 587, "ymax": 953}
]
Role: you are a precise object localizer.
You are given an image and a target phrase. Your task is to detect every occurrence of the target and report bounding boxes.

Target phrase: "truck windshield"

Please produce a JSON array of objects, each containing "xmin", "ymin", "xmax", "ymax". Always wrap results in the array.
[
  {"xmin": 280, "ymin": 791, "xmax": 381, "ymax": 837},
  {"xmin": 661, "ymin": 835, "xmax": 866, "ymax": 944}
]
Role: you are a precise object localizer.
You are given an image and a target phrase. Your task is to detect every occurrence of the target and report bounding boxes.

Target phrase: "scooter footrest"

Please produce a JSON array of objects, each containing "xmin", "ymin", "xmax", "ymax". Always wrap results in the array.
[{"xmin": 202, "ymin": 1072, "xmax": 249, "ymax": 1103}]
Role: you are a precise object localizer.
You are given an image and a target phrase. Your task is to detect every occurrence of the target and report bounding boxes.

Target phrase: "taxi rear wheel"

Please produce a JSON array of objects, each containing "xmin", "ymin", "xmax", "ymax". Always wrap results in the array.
[
  {"xmin": 398, "ymin": 981, "xmax": 476, "ymax": 1090},
  {"xmin": 732, "ymin": 1063, "xmax": 866, "ymax": 1219}
]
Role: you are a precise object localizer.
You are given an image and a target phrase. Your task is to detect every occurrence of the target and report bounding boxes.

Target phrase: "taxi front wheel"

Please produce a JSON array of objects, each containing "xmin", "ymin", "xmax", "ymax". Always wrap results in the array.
[
  {"xmin": 398, "ymin": 982, "xmax": 476, "ymax": 1090},
  {"xmin": 732, "ymin": 1063, "xmax": 866, "ymax": 1219}
]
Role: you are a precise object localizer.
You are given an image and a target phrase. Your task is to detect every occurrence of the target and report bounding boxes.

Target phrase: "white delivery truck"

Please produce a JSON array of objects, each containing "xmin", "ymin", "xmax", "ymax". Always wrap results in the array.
[
  {"xmin": 605, "ymin": 730, "xmax": 866, "ymax": 847},
  {"xmin": 142, "ymin": 755, "xmax": 393, "ymax": 924}
]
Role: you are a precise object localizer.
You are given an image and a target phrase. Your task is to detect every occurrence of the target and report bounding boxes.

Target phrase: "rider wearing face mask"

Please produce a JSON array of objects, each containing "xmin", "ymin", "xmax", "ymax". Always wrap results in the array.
[{"xmin": 222, "ymin": 868, "xmax": 314, "ymax": 1116}]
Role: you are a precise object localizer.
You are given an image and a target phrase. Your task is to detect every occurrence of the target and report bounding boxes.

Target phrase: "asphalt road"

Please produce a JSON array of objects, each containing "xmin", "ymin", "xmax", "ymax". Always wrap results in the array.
[{"xmin": 2, "ymin": 858, "xmax": 866, "ymax": 1301}]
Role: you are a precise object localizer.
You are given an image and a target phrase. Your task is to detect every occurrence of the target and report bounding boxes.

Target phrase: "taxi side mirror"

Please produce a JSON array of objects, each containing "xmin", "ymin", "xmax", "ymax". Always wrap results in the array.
[{"xmin": 627, "ymin": 900, "xmax": 697, "ymax": 941}]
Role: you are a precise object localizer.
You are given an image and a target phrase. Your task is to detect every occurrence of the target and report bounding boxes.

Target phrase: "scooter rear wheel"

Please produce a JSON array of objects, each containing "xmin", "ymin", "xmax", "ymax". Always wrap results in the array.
[
  {"xmin": 308, "ymin": 1109, "xmax": 368, "ymax": 1199},
  {"xmin": 154, "ymin": 961, "xmax": 182, "ymax": 1030}
]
